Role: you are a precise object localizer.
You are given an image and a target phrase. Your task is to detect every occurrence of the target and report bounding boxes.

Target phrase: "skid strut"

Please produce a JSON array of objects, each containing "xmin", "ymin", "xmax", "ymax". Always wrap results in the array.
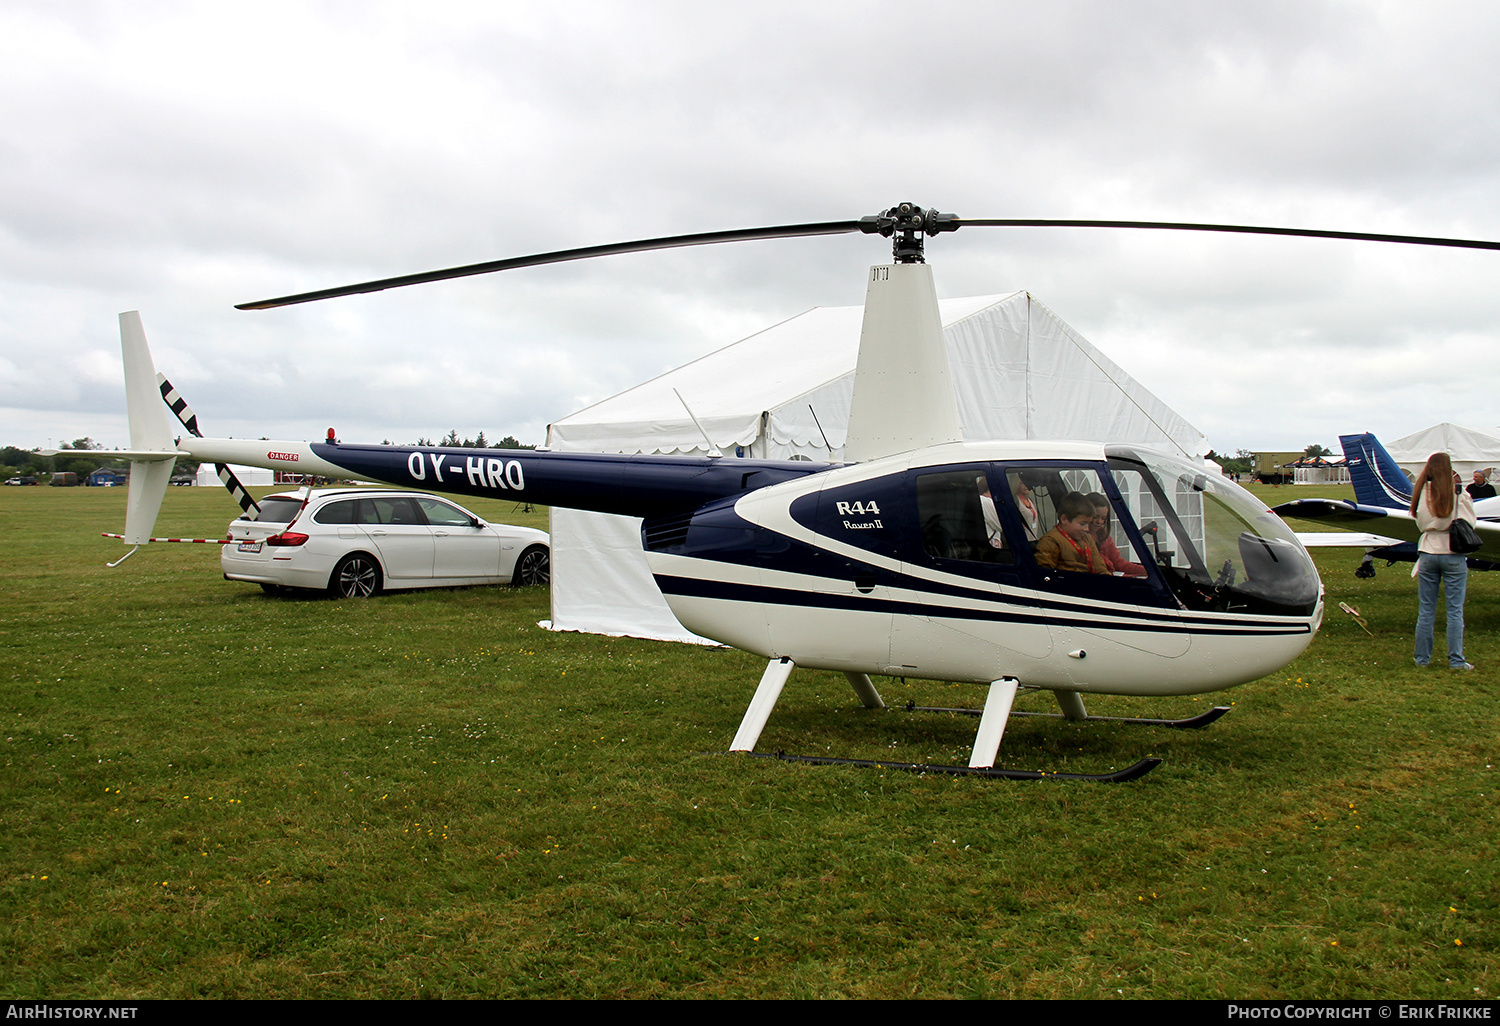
[{"xmin": 730, "ymin": 660, "xmax": 1159, "ymax": 781}]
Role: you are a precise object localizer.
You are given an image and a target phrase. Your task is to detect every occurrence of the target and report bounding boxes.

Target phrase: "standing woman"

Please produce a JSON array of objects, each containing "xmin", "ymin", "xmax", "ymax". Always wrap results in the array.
[{"xmin": 1411, "ymin": 452, "xmax": 1477, "ymax": 669}]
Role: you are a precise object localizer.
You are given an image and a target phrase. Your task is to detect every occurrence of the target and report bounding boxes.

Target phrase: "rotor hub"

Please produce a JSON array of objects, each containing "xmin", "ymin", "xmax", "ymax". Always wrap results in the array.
[{"xmin": 857, "ymin": 203, "xmax": 959, "ymax": 263}]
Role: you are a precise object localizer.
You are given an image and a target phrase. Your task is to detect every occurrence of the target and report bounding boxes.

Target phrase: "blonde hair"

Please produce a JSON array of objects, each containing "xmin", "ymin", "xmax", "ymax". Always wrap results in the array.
[{"xmin": 1410, "ymin": 452, "xmax": 1456, "ymax": 519}]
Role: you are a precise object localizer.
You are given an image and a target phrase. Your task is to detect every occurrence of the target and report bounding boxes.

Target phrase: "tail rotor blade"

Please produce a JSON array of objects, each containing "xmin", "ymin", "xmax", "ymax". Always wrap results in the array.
[
  {"xmin": 157, "ymin": 373, "xmax": 202, "ymax": 437},
  {"xmin": 214, "ymin": 464, "xmax": 260, "ymax": 519},
  {"xmin": 158, "ymin": 372, "xmax": 260, "ymax": 518}
]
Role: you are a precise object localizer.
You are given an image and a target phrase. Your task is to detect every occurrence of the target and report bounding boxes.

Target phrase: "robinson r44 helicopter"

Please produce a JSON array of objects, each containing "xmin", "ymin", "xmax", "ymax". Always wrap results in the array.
[{"xmin": 65, "ymin": 204, "xmax": 1500, "ymax": 781}]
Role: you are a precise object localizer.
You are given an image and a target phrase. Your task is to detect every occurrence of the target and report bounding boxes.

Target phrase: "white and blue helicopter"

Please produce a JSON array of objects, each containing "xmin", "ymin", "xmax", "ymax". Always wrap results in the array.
[{"xmin": 64, "ymin": 204, "xmax": 1500, "ymax": 781}]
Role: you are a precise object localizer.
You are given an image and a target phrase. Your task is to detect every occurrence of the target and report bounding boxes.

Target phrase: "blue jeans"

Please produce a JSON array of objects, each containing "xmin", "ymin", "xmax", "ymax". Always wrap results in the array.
[{"xmin": 1415, "ymin": 553, "xmax": 1468, "ymax": 667}]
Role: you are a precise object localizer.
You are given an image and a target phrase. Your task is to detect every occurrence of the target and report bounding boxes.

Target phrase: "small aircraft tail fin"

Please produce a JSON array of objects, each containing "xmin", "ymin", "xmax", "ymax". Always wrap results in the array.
[
  {"xmin": 1339, "ymin": 432, "xmax": 1411, "ymax": 510},
  {"xmin": 119, "ymin": 312, "xmax": 178, "ymax": 546}
]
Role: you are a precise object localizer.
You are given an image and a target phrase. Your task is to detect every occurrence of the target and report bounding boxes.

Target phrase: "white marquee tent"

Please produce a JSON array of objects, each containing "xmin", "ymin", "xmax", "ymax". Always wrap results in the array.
[
  {"xmin": 195, "ymin": 463, "xmax": 273, "ymax": 487},
  {"xmin": 1386, "ymin": 423, "xmax": 1500, "ymax": 477},
  {"xmin": 543, "ymin": 291, "xmax": 1205, "ymax": 644}
]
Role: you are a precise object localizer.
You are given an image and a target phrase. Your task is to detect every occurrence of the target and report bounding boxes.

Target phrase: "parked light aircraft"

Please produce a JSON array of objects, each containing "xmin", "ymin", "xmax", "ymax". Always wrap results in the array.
[
  {"xmin": 1275, "ymin": 432, "xmax": 1500, "ymax": 575},
  {"xmin": 58, "ymin": 204, "xmax": 1500, "ymax": 780}
]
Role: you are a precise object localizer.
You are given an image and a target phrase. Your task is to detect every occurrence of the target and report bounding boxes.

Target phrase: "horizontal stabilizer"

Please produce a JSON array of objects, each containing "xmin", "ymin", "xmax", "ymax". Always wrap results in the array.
[{"xmin": 41, "ymin": 448, "xmax": 177, "ymax": 461}]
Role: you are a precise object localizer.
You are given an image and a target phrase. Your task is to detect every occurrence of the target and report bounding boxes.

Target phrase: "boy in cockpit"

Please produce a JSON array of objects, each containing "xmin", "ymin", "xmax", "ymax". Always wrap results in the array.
[{"xmin": 1033, "ymin": 492, "xmax": 1110, "ymax": 574}]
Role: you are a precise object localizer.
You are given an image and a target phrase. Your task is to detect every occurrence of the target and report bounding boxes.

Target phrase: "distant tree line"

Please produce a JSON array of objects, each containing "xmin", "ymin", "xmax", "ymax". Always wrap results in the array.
[
  {"xmin": 1208, "ymin": 444, "xmax": 1332, "ymax": 476},
  {"xmin": 1, "ymin": 437, "xmax": 202, "ymax": 483},
  {"xmin": 1207, "ymin": 448, "xmax": 1256, "ymax": 475},
  {"xmin": 383, "ymin": 432, "xmax": 537, "ymax": 450}
]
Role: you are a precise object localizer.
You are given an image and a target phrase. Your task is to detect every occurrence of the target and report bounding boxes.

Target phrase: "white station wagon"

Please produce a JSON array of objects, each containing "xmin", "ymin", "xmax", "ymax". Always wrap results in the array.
[{"xmin": 221, "ymin": 488, "xmax": 549, "ymax": 597}]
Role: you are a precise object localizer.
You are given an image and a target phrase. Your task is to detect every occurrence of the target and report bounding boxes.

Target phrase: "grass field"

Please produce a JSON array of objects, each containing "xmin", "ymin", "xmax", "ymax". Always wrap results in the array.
[{"xmin": 1, "ymin": 482, "xmax": 1496, "ymax": 999}]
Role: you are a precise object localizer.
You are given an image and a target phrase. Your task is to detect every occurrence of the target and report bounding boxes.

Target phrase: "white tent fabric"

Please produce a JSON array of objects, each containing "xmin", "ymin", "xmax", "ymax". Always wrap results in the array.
[
  {"xmin": 195, "ymin": 463, "xmax": 273, "ymax": 487},
  {"xmin": 1386, "ymin": 423, "xmax": 1500, "ymax": 477},
  {"xmin": 543, "ymin": 292, "xmax": 1206, "ymax": 644}
]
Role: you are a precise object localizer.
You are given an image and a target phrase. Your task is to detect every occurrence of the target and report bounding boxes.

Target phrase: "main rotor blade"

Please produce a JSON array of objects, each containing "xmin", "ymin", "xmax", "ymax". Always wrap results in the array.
[
  {"xmin": 236, "ymin": 220, "xmax": 863, "ymax": 310},
  {"xmin": 952, "ymin": 218, "xmax": 1500, "ymax": 251}
]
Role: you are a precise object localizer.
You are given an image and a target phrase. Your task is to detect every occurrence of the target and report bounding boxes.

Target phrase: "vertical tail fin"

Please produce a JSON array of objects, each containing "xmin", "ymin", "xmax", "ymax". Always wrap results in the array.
[
  {"xmin": 120, "ymin": 312, "xmax": 178, "ymax": 546},
  {"xmin": 1339, "ymin": 432, "xmax": 1412, "ymax": 510}
]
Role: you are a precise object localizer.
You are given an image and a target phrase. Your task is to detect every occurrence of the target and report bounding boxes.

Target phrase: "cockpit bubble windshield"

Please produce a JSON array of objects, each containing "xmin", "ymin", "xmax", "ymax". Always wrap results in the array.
[{"xmin": 1105, "ymin": 446, "xmax": 1320, "ymax": 616}]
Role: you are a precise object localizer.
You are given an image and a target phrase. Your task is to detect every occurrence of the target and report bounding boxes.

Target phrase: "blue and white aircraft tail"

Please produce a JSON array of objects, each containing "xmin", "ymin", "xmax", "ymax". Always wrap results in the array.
[{"xmin": 1339, "ymin": 432, "xmax": 1413, "ymax": 510}]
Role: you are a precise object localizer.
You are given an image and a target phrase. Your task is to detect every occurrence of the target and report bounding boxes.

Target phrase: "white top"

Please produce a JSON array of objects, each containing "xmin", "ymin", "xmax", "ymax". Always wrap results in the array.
[{"xmin": 1415, "ymin": 484, "xmax": 1477, "ymax": 555}]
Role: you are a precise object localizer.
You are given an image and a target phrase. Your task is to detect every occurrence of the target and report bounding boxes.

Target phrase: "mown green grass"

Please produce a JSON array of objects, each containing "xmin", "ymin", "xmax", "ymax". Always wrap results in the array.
[{"xmin": 0, "ymin": 483, "xmax": 1496, "ymax": 998}]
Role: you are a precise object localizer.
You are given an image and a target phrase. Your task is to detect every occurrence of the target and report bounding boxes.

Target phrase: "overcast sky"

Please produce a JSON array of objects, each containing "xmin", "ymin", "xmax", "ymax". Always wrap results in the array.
[{"xmin": 3, "ymin": 0, "xmax": 1499, "ymax": 457}]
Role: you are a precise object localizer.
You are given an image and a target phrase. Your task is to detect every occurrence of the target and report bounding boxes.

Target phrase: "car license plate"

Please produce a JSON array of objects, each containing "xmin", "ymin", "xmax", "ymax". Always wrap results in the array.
[{"xmin": 238, "ymin": 541, "xmax": 263, "ymax": 553}]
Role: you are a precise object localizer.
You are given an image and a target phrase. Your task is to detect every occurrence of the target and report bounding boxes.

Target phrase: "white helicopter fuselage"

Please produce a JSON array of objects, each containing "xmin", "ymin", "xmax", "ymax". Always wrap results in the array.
[{"xmin": 648, "ymin": 440, "xmax": 1323, "ymax": 698}]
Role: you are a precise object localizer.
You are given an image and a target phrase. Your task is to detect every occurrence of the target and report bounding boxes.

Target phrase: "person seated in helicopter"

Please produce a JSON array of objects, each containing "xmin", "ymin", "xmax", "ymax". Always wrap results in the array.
[
  {"xmin": 1084, "ymin": 491, "xmax": 1147, "ymax": 577},
  {"xmin": 1006, "ymin": 472, "xmax": 1042, "ymax": 544},
  {"xmin": 1033, "ymin": 492, "xmax": 1110, "ymax": 574},
  {"xmin": 977, "ymin": 476, "xmax": 1006, "ymax": 551}
]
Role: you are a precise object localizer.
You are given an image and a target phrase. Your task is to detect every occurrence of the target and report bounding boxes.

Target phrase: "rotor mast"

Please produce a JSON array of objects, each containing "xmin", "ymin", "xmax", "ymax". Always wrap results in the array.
[{"xmin": 844, "ymin": 204, "xmax": 965, "ymax": 463}]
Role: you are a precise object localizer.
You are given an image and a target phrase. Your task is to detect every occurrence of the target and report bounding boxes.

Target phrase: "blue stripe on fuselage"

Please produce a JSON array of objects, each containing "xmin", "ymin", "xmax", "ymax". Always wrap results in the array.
[
  {"xmin": 654, "ymin": 573, "xmax": 1310, "ymax": 637},
  {"xmin": 309, "ymin": 442, "xmax": 830, "ymax": 519}
]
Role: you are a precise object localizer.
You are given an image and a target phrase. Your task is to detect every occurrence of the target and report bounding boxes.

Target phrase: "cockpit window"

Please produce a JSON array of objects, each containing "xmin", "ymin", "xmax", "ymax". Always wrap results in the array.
[
  {"xmin": 1004, "ymin": 465, "xmax": 1151, "ymax": 578},
  {"xmin": 1106, "ymin": 447, "xmax": 1319, "ymax": 615},
  {"xmin": 915, "ymin": 470, "xmax": 1012, "ymax": 564}
]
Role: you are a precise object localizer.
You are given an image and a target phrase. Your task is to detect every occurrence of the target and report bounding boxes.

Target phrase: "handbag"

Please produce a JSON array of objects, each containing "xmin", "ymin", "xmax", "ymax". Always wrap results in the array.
[{"xmin": 1451, "ymin": 517, "xmax": 1483, "ymax": 554}]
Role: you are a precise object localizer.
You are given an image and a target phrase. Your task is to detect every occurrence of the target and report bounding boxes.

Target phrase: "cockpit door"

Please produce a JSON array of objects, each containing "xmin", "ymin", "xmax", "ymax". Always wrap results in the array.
[
  {"xmin": 998, "ymin": 461, "xmax": 1191, "ymax": 665},
  {"xmin": 890, "ymin": 464, "xmax": 1054, "ymax": 682}
]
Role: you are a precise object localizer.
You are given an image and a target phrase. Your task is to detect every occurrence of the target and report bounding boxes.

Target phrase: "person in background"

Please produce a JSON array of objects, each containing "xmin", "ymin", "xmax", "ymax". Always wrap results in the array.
[
  {"xmin": 1466, "ymin": 470, "xmax": 1496, "ymax": 500},
  {"xmin": 1411, "ymin": 452, "xmax": 1477, "ymax": 669}
]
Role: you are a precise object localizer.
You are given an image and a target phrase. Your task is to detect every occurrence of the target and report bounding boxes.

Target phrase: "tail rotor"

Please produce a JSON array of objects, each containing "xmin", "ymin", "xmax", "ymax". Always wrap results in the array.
[{"xmin": 157, "ymin": 372, "xmax": 260, "ymax": 520}]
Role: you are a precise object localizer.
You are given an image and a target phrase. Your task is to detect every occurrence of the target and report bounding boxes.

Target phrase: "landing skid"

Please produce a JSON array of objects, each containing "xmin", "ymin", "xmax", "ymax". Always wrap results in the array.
[
  {"xmin": 902, "ymin": 701, "xmax": 1232, "ymax": 730},
  {"xmin": 728, "ymin": 658, "xmax": 1169, "ymax": 782},
  {"xmin": 747, "ymin": 751, "xmax": 1162, "ymax": 783}
]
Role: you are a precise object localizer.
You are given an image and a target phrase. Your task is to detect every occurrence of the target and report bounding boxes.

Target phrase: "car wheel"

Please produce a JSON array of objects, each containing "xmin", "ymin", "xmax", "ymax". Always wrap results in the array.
[
  {"xmin": 513, "ymin": 545, "xmax": 549, "ymax": 587},
  {"xmin": 330, "ymin": 553, "xmax": 382, "ymax": 598}
]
